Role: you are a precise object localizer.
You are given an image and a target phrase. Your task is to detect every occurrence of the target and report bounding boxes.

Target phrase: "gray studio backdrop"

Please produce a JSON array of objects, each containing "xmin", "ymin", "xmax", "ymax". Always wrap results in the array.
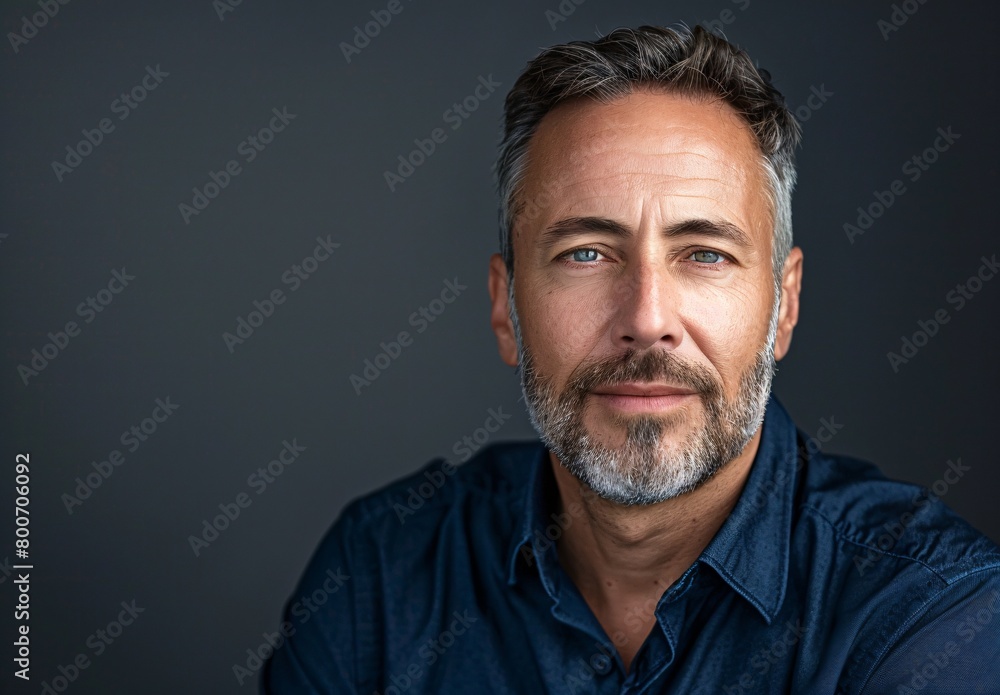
[{"xmin": 2, "ymin": 0, "xmax": 997, "ymax": 692}]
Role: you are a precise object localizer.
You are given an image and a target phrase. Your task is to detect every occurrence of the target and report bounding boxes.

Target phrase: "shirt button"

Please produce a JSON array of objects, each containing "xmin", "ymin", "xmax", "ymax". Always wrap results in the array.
[{"xmin": 591, "ymin": 653, "xmax": 612, "ymax": 674}]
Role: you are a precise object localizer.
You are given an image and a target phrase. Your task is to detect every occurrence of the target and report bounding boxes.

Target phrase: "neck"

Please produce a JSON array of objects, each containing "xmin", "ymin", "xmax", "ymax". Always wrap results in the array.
[{"xmin": 550, "ymin": 427, "xmax": 762, "ymax": 656}]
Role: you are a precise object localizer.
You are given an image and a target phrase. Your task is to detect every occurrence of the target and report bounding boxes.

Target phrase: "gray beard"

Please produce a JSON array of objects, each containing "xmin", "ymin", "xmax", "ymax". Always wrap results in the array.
[{"xmin": 511, "ymin": 280, "xmax": 780, "ymax": 506}]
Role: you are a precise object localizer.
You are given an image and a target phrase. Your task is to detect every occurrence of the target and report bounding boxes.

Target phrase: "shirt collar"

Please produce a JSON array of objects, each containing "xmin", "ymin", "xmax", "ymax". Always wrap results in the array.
[
  {"xmin": 506, "ymin": 393, "xmax": 800, "ymax": 625},
  {"xmin": 505, "ymin": 438, "xmax": 559, "ymax": 587},
  {"xmin": 696, "ymin": 394, "xmax": 798, "ymax": 624}
]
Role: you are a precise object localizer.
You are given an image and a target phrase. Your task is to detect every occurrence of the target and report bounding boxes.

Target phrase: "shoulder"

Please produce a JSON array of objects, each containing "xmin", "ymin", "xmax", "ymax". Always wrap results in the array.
[
  {"xmin": 793, "ymin": 447, "xmax": 1000, "ymax": 692},
  {"xmin": 261, "ymin": 440, "xmax": 545, "ymax": 692},
  {"xmin": 279, "ymin": 438, "xmax": 545, "ymax": 600},
  {"xmin": 798, "ymin": 448, "xmax": 1000, "ymax": 581}
]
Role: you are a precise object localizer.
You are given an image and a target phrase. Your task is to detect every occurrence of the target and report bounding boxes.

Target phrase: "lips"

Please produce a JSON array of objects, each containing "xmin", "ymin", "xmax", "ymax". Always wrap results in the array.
[{"xmin": 590, "ymin": 383, "xmax": 698, "ymax": 397}]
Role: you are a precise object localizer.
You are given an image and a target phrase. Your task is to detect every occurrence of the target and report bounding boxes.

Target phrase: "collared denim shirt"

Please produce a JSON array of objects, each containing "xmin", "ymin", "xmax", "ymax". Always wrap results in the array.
[{"xmin": 261, "ymin": 396, "xmax": 1000, "ymax": 694}]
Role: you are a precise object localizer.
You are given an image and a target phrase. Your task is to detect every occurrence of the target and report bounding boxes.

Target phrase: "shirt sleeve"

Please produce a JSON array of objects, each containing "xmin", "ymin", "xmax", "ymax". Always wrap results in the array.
[
  {"xmin": 260, "ymin": 504, "xmax": 366, "ymax": 694},
  {"xmin": 857, "ymin": 568, "xmax": 1000, "ymax": 694}
]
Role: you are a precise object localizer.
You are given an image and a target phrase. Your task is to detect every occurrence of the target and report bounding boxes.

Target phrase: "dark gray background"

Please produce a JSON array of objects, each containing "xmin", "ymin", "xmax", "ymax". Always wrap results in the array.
[{"xmin": 1, "ymin": 0, "xmax": 997, "ymax": 692}]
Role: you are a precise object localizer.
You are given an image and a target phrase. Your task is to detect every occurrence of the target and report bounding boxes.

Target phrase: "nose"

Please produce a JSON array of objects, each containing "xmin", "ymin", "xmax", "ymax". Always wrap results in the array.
[{"xmin": 609, "ymin": 259, "xmax": 684, "ymax": 351}]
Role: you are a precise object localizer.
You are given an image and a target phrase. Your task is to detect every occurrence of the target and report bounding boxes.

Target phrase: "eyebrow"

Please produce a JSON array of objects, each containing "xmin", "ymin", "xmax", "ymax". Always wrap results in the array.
[{"xmin": 538, "ymin": 216, "xmax": 754, "ymax": 251}]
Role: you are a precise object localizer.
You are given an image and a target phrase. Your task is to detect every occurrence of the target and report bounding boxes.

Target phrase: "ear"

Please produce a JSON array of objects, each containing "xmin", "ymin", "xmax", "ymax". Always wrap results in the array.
[
  {"xmin": 773, "ymin": 246, "xmax": 803, "ymax": 362},
  {"xmin": 488, "ymin": 254, "xmax": 519, "ymax": 367}
]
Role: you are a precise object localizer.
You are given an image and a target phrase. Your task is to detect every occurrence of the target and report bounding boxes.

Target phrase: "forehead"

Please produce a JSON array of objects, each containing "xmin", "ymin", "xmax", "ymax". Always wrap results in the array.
[{"xmin": 515, "ymin": 88, "xmax": 773, "ymax": 246}]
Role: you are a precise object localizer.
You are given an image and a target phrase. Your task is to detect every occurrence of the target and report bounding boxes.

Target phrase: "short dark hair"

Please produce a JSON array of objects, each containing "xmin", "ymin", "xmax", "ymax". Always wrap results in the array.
[{"xmin": 495, "ymin": 24, "xmax": 802, "ymax": 288}]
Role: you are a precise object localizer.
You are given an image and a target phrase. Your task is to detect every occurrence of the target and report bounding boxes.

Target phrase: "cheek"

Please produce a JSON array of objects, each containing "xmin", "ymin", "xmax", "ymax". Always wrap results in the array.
[
  {"xmin": 520, "ymin": 278, "xmax": 612, "ymax": 370},
  {"xmin": 681, "ymin": 285, "xmax": 768, "ymax": 383}
]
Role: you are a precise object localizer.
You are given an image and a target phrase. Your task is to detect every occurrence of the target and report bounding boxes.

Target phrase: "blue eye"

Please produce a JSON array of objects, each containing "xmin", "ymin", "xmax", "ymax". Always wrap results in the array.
[
  {"xmin": 572, "ymin": 248, "xmax": 600, "ymax": 263},
  {"xmin": 691, "ymin": 250, "xmax": 724, "ymax": 264}
]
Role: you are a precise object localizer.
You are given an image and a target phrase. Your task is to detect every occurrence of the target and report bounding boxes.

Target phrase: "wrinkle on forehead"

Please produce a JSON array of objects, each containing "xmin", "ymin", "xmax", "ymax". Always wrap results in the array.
[{"xmin": 514, "ymin": 88, "xmax": 774, "ymax": 249}]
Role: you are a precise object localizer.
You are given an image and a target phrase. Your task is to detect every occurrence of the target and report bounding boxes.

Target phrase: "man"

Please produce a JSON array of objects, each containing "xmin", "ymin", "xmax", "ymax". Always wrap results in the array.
[{"xmin": 263, "ymin": 25, "xmax": 1000, "ymax": 694}]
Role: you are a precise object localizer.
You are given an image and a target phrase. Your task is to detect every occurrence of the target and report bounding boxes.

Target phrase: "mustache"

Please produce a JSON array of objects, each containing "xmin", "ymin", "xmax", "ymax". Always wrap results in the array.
[{"xmin": 564, "ymin": 348, "xmax": 719, "ymax": 399}]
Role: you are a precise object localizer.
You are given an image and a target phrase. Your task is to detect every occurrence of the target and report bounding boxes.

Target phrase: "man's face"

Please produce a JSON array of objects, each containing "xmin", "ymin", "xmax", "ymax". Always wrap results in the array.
[{"xmin": 489, "ymin": 88, "xmax": 801, "ymax": 506}]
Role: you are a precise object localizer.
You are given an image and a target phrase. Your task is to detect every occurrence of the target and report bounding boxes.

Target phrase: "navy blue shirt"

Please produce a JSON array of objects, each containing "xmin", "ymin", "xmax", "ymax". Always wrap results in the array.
[{"xmin": 261, "ymin": 396, "xmax": 1000, "ymax": 693}]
